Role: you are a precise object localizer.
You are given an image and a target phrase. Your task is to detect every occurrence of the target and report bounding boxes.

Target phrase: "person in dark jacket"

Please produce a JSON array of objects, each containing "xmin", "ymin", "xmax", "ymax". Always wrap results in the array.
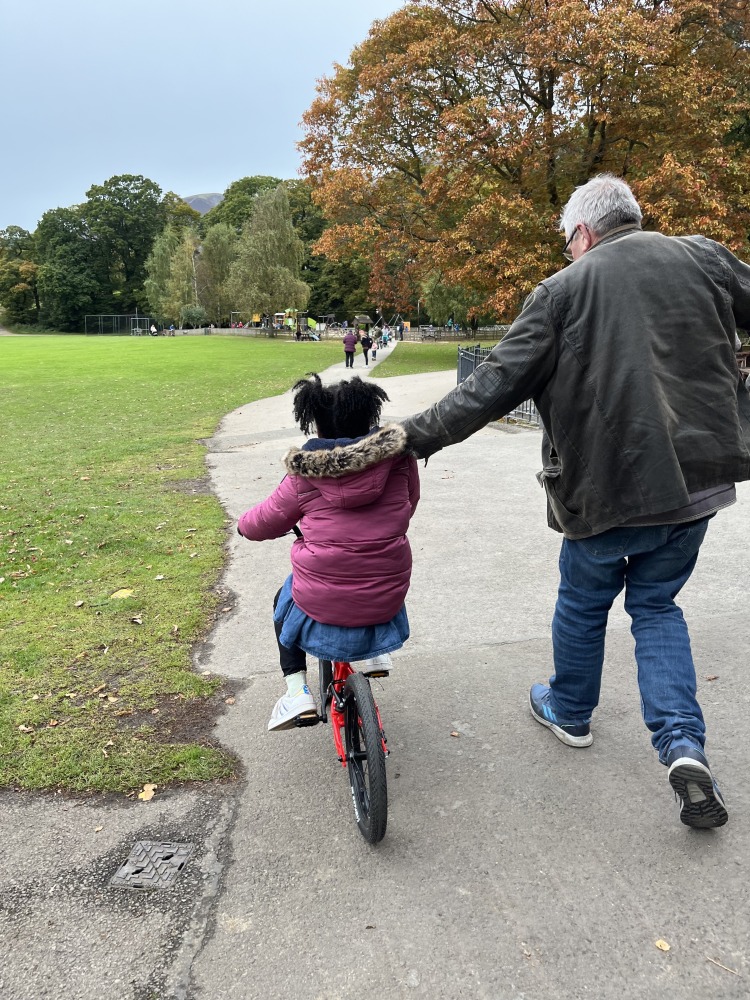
[
  {"xmin": 360, "ymin": 331, "xmax": 373, "ymax": 365},
  {"xmin": 402, "ymin": 174, "xmax": 750, "ymax": 829}
]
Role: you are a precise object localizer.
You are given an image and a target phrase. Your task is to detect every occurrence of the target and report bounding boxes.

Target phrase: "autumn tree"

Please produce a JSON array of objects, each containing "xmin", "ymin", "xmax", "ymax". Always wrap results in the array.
[
  {"xmin": 301, "ymin": 0, "xmax": 750, "ymax": 318},
  {"xmin": 0, "ymin": 227, "xmax": 40, "ymax": 324}
]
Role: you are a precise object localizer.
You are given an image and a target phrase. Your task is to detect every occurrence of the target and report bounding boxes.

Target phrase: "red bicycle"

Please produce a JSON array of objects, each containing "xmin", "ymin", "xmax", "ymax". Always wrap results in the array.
[{"xmin": 296, "ymin": 656, "xmax": 390, "ymax": 844}]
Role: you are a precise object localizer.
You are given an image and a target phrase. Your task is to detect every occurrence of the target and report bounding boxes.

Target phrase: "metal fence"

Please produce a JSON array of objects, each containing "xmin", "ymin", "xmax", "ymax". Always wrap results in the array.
[{"xmin": 456, "ymin": 345, "xmax": 542, "ymax": 427}]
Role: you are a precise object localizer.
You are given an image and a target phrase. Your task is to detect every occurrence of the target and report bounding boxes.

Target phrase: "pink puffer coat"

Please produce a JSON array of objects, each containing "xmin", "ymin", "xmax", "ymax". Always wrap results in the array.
[{"xmin": 238, "ymin": 424, "xmax": 419, "ymax": 626}]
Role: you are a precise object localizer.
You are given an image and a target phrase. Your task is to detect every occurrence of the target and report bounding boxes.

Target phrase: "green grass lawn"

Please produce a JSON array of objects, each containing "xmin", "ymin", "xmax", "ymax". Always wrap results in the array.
[
  {"xmin": 1, "ymin": 334, "xmax": 342, "ymax": 793},
  {"xmin": 375, "ymin": 341, "xmax": 459, "ymax": 377},
  {"xmin": 0, "ymin": 333, "xmax": 459, "ymax": 795}
]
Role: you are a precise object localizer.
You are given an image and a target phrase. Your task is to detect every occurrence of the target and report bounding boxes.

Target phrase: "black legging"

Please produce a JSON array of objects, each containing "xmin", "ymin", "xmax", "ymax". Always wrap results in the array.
[{"xmin": 273, "ymin": 587, "xmax": 307, "ymax": 676}]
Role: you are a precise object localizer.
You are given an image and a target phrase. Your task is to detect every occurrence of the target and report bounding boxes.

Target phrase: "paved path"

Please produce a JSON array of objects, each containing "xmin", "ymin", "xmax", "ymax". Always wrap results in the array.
[{"xmin": 1, "ymin": 347, "xmax": 748, "ymax": 999}]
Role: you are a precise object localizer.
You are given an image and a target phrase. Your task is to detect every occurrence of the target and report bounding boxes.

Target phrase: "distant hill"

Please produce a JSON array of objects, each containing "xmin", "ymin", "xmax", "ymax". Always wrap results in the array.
[{"xmin": 182, "ymin": 193, "xmax": 223, "ymax": 215}]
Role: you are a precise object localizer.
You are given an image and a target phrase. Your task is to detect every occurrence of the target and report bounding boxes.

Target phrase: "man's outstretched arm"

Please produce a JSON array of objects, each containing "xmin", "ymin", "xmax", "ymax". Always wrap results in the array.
[{"xmin": 401, "ymin": 287, "xmax": 558, "ymax": 459}]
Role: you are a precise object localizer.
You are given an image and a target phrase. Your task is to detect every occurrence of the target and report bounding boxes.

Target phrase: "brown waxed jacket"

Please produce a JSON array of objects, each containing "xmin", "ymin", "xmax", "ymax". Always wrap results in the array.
[{"xmin": 402, "ymin": 227, "xmax": 750, "ymax": 538}]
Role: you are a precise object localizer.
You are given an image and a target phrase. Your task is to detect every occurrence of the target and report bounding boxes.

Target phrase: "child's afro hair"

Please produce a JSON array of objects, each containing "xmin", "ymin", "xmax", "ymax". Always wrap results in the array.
[{"xmin": 291, "ymin": 373, "xmax": 390, "ymax": 439}]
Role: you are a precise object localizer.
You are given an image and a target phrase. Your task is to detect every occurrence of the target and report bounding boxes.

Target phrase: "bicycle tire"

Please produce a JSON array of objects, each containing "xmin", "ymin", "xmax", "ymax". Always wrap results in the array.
[{"xmin": 343, "ymin": 671, "xmax": 388, "ymax": 844}]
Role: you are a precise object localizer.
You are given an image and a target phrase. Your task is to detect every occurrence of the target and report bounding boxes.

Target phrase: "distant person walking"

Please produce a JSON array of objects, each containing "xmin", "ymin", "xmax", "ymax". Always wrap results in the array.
[
  {"xmin": 360, "ymin": 332, "xmax": 373, "ymax": 366},
  {"xmin": 342, "ymin": 330, "xmax": 357, "ymax": 368}
]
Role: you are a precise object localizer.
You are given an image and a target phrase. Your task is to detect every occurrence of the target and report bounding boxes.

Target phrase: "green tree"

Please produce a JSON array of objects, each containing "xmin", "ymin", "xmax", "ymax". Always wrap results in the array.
[
  {"xmin": 35, "ymin": 208, "xmax": 107, "ymax": 331},
  {"xmin": 195, "ymin": 223, "xmax": 238, "ymax": 325},
  {"xmin": 282, "ymin": 178, "xmax": 371, "ymax": 320},
  {"xmin": 0, "ymin": 226, "xmax": 40, "ymax": 324},
  {"xmin": 162, "ymin": 191, "xmax": 202, "ymax": 232},
  {"xmin": 202, "ymin": 175, "xmax": 282, "ymax": 232},
  {"xmin": 226, "ymin": 186, "xmax": 310, "ymax": 319},
  {"xmin": 144, "ymin": 225, "xmax": 181, "ymax": 322},
  {"xmin": 164, "ymin": 229, "xmax": 201, "ymax": 324},
  {"xmin": 83, "ymin": 174, "xmax": 165, "ymax": 312}
]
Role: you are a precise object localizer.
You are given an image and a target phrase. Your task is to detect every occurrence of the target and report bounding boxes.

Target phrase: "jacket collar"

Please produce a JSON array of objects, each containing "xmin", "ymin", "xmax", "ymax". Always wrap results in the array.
[{"xmin": 284, "ymin": 423, "xmax": 408, "ymax": 479}]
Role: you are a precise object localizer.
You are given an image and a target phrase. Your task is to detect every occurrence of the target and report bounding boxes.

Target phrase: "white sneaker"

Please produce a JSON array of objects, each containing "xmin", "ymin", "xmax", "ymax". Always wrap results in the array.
[
  {"xmin": 267, "ymin": 687, "xmax": 318, "ymax": 731},
  {"xmin": 355, "ymin": 653, "xmax": 392, "ymax": 677}
]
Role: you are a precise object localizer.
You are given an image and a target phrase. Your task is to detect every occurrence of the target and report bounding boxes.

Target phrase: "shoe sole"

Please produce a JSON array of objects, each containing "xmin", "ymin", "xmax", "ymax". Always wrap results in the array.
[
  {"xmin": 668, "ymin": 759, "xmax": 728, "ymax": 828},
  {"xmin": 267, "ymin": 709, "xmax": 319, "ymax": 732},
  {"xmin": 528, "ymin": 693, "xmax": 593, "ymax": 748}
]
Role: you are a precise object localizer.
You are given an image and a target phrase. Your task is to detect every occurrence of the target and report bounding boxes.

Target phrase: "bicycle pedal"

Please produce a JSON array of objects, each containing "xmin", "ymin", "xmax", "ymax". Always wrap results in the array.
[
  {"xmin": 362, "ymin": 669, "xmax": 390, "ymax": 678},
  {"xmin": 294, "ymin": 712, "xmax": 321, "ymax": 728}
]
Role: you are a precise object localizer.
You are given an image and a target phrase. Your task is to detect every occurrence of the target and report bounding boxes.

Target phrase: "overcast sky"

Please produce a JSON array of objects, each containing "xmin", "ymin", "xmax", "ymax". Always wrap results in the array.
[{"xmin": 0, "ymin": 0, "xmax": 405, "ymax": 232}]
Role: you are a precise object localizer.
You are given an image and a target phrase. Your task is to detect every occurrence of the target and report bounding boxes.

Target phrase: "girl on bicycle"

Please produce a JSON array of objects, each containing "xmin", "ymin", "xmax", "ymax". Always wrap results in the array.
[{"xmin": 238, "ymin": 373, "xmax": 420, "ymax": 731}]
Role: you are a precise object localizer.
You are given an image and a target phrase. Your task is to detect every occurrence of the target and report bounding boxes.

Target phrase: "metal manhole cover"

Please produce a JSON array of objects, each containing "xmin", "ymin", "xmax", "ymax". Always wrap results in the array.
[{"xmin": 110, "ymin": 841, "xmax": 194, "ymax": 890}]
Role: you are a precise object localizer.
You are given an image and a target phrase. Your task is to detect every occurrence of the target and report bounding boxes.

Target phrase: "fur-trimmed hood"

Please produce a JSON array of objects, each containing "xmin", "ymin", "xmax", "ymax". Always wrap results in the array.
[
  {"xmin": 284, "ymin": 423, "xmax": 408, "ymax": 479},
  {"xmin": 282, "ymin": 423, "xmax": 410, "ymax": 511}
]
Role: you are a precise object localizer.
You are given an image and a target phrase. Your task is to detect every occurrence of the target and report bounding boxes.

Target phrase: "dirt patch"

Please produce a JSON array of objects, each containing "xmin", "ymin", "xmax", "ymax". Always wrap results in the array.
[
  {"xmin": 164, "ymin": 476, "xmax": 213, "ymax": 495},
  {"xmin": 116, "ymin": 678, "xmax": 246, "ymax": 745}
]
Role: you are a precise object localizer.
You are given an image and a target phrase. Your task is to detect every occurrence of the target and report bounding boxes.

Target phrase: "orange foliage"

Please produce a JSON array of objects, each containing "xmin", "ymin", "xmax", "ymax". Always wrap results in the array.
[{"xmin": 300, "ymin": 0, "xmax": 750, "ymax": 318}]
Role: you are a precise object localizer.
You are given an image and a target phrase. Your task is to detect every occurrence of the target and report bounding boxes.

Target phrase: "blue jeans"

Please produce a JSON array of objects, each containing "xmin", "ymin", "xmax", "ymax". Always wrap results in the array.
[{"xmin": 549, "ymin": 518, "xmax": 711, "ymax": 762}]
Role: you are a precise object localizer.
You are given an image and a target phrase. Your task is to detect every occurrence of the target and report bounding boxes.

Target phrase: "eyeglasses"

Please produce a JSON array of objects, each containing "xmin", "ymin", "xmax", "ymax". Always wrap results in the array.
[
  {"xmin": 562, "ymin": 227, "xmax": 580, "ymax": 262},
  {"xmin": 562, "ymin": 215, "xmax": 610, "ymax": 261}
]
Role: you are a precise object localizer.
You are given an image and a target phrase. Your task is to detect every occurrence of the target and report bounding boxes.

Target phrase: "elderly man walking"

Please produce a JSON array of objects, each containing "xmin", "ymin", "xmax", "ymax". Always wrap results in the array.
[{"xmin": 403, "ymin": 174, "xmax": 750, "ymax": 829}]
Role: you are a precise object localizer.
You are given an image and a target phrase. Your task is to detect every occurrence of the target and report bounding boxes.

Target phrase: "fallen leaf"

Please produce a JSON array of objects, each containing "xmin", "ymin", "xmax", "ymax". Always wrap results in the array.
[
  {"xmin": 151, "ymin": 708, "xmax": 160, "ymax": 715},
  {"xmin": 18, "ymin": 724, "xmax": 34, "ymax": 733},
  {"xmin": 107, "ymin": 695, "xmax": 119, "ymax": 703},
  {"xmin": 74, "ymin": 600, "xmax": 84, "ymax": 608},
  {"xmin": 189, "ymin": 552, "xmax": 198, "ymax": 558},
  {"xmin": 221, "ymin": 606, "xmax": 232, "ymax": 612},
  {"xmin": 64, "ymin": 539, "xmax": 73, "ymax": 545},
  {"xmin": 31, "ymin": 694, "xmax": 40, "ymax": 701},
  {"xmin": 154, "ymin": 574, "xmax": 165, "ymax": 580},
  {"xmin": 91, "ymin": 684, "xmax": 106, "ymax": 694},
  {"xmin": 47, "ymin": 719, "xmax": 59, "ymax": 727},
  {"xmin": 131, "ymin": 615, "xmax": 143, "ymax": 625},
  {"xmin": 225, "ymin": 697, "xmax": 236, "ymax": 705},
  {"xmin": 171, "ymin": 626, "xmax": 179, "ymax": 635},
  {"xmin": 138, "ymin": 783, "xmax": 157, "ymax": 801},
  {"xmin": 110, "ymin": 588, "xmax": 134, "ymax": 599},
  {"xmin": 706, "ymin": 675, "xmax": 719, "ymax": 682},
  {"xmin": 655, "ymin": 939, "xmax": 671, "ymax": 952},
  {"xmin": 94, "ymin": 825, "xmax": 103, "ymax": 833}
]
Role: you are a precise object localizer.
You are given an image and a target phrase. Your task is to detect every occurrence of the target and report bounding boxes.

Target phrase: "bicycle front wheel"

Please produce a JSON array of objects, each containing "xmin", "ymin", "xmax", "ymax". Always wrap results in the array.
[{"xmin": 343, "ymin": 672, "xmax": 387, "ymax": 844}]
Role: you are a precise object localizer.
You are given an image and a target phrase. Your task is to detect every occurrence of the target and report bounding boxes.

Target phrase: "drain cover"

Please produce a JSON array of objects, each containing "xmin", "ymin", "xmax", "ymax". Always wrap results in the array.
[{"xmin": 110, "ymin": 841, "xmax": 194, "ymax": 890}]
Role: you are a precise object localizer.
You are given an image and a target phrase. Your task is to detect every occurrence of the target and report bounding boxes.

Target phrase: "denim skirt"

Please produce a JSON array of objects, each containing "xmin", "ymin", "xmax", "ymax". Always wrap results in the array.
[{"xmin": 274, "ymin": 574, "xmax": 409, "ymax": 662}]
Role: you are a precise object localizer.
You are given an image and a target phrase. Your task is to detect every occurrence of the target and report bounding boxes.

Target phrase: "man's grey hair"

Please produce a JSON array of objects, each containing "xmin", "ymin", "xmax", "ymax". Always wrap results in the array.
[{"xmin": 560, "ymin": 174, "xmax": 642, "ymax": 239}]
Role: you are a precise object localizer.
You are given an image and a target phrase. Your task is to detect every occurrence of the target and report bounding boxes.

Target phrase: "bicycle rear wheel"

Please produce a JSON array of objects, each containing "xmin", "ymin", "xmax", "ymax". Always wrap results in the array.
[{"xmin": 343, "ymin": 672, "xmax": 387, "ymax": 844}]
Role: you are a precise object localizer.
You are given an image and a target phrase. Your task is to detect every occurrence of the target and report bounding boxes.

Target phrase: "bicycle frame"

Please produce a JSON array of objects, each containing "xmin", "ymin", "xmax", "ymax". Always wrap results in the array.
[{"xmin": 317, "ymin": 659, "xmax": 388, "ymax": 766}]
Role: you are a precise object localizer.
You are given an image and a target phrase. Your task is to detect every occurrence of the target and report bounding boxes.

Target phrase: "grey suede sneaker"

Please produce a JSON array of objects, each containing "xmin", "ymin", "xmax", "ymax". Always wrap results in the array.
[{"xmin": 666, "ymin": 744, "xmax": 728, "ymax": 829}]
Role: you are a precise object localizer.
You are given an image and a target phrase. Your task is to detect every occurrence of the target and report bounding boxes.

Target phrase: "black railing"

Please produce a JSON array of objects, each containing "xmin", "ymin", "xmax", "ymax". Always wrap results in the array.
[{"xmin": 456, "ymin": 345, "xmax": 541, "ymax": 427}]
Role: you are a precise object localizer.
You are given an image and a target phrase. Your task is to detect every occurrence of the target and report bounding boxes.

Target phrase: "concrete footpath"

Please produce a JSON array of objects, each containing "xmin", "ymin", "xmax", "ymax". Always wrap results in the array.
[{"xmin": 1, "ymin": 348, "xmax": 748, "ymax": 999}]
